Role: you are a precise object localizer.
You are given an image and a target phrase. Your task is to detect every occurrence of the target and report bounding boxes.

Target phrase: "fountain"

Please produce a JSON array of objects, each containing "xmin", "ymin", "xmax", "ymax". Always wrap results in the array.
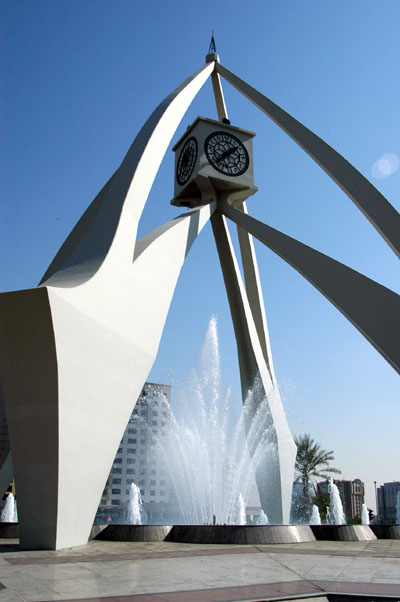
[
  {"xmin": 259, "ymin": 509, "xmax": 269, "ymax": 525},
  {"xmin": 361, "ymin": 503, "xmax": 369, "ymax": 525},
  {"xmin": 126, "ymin": 483, "xmax": 143, "ymax": 525},
  {"xmin": 1, "ymin": 493, "xmax": 17, "ymax": 523},
  {"xmin": 327, "ymin": 478, "xmax": 346, "ymax": 525},
  {"xmin": 153, "ymin": 317, "xmax": 276, "ymax": 525},
  {"xmin": 98, "ymin": 317, "xmax": 316, "ymax": 544},
  {"xmin": 310, "ymin": 504, "xmax": 321, "ymax": 525},
  {"xmin": 311, "ymin": 479, "xmax": 376, "ymax": 541},
  {"xmin": 236, "ymin": 495, "xmax": 247, "ymax": 525}
]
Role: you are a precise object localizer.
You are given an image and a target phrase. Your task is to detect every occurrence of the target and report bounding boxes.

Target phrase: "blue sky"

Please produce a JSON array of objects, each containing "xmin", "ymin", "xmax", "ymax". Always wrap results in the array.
[{"xmin": 1, "ymin": 0, "xmax": 399, "ymax": 512}]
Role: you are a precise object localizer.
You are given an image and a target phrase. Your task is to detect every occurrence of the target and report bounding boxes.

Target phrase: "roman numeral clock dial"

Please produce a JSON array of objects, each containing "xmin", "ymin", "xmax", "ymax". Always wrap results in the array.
[
  {"xmin": 176, "ymin": 137, "xmax": 198, "ymax": 186},
  {"xmin": 205, "ymin": 131, "xmax": 249, "ymax": 176}
]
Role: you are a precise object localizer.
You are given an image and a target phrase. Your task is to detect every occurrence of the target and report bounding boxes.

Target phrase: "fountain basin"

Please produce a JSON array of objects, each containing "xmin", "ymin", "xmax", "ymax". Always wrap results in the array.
[
  {"xmin": 165, "ymin": 525, "xmax": 315, "ymax": 544},
  {"xmin": 311, "ymin": 524, "xmax": 376, "ymax": 541},
  {"xmin": 369, "ymin": 524, "xmax": 400, "ymax": 539}
]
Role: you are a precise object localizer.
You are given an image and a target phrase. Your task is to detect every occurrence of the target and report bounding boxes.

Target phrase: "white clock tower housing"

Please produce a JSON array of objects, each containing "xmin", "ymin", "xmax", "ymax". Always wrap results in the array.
[{"xmin": 172, "ymin": 116, "xmax": 257, "ymax": 208}]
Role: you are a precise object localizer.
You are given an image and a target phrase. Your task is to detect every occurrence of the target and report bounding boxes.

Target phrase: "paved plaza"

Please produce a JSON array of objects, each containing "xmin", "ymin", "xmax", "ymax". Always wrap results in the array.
[{"xmin": 0, "ymin": 538, "xmax": 400, "ymax": 602}]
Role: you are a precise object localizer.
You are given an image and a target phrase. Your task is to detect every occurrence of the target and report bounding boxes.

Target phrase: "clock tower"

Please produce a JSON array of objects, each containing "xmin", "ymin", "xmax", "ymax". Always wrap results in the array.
[{"xmin": 172, "ymin": 116, "xmax": 257, "ymax": 208}]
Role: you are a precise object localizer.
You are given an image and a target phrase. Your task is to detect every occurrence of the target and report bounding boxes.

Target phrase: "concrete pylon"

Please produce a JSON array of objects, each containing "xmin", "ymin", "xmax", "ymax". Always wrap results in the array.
[{"xmin": 211, "ymin": 205, "xmax": 296, "ymax": 523}]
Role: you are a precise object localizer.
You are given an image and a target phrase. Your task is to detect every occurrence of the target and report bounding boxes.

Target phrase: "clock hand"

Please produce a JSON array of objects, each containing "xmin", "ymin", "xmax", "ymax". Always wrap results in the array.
[{"xmin": 216, "ymin": 145, "xmax": 238, "ymax": 163}]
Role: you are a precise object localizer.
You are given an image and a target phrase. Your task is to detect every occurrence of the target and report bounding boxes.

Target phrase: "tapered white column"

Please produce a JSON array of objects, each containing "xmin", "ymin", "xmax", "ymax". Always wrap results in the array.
[{"xmin": 211, "ymin": 208, "xmax": 296, "ymax": 524}]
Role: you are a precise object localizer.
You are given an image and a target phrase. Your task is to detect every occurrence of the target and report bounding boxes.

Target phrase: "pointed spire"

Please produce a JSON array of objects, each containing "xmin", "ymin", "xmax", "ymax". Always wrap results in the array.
[
  {"xmin": 208, "ymin": 31, "xmax": 216, "ymax": 54},
  {"xmin": 206, "ymin": 31, "xmax": 220, "ymax": 64}
]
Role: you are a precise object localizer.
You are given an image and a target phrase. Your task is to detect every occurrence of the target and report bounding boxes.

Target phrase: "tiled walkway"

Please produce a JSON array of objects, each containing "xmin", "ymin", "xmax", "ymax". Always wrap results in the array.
[{"xmin": 0, "ymin": 538, "xmax": 399, "ymax": 602}]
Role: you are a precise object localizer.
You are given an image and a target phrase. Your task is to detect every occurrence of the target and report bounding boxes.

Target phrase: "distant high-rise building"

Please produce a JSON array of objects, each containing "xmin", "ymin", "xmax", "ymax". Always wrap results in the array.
[
  {"xmin": 96, "ymin": 382, "xmax": 171, "ymax": 524},
  {"xmin": 377, "ymin": 481, "xmax": 400, "ymax": 524},
  {"xmin": 317, "ymin": 479, "xmax": 365, "ymax": 520}
]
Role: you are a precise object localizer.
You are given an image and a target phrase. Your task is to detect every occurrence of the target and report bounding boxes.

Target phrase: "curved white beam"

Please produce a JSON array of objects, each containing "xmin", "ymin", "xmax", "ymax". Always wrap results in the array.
[
  {"xmin": 216, "ymin": 63, "xmax": 400, "ymax": 259},
  {"xmin": 40, "ymin": 62, "xmax": 214, "ymax": 287},
  {"xmin": 220, "ymin": 199, "xmax": 400, "ymax": 375}
]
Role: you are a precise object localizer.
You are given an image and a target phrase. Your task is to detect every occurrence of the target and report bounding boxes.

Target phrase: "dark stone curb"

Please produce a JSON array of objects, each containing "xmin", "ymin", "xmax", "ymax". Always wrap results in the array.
[
  {"xmin": 369, "ymin": 524, "xmax": 400, "ymax": 539},
  {"xmin": 311, "ymin": 524, "xmax": 377, "ymax": 541},
  {"xmin": 94, "ymin": 524, "xmax": 173, "ymax": 542}
]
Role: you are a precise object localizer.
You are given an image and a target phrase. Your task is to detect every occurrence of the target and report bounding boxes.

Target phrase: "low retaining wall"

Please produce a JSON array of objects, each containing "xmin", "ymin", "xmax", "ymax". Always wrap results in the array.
[
  {"xmin": 94, "ymin": 525, "xmax": 172, "ymax": 542},
  {"xmin": 311, "ymin": 524, "xmax": 376, "ymax": 541},
  {"xmin": 370, "ymin": 524, "xmax": 400, "ymax": 539},
  {"xmin": 165, "ymin": 525, "xmax": 316, "ymax": 544},
  {"xmin": 0, "ymin": 522, "xmax": 18, "ymax": 538},
  {"xmin": 6, "ymin": 522, "xmax": 397, "ymax": 543}
]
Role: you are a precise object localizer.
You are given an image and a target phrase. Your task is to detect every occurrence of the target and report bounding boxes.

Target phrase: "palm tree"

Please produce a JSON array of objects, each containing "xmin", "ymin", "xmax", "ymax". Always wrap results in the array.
[{"xmin": 294, "ymin": 434, "xmax": 341, "ymax": 520}]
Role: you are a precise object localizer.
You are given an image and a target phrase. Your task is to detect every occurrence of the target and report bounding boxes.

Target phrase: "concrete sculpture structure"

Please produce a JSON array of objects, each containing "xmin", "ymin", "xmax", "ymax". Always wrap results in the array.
[{"xmin": 0, "ymin": 50, "xmax": 399, "ymax": 550}]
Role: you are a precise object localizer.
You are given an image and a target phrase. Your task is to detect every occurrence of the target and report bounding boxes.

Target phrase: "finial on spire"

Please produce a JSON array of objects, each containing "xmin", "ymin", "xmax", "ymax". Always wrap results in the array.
[
  {"xmin": 206, "ymin": 31, "xmax": 220, "ymax": 63},
  {"xmin": 208, "ymin": 31, "xmax": 216, "ymax": 54}
]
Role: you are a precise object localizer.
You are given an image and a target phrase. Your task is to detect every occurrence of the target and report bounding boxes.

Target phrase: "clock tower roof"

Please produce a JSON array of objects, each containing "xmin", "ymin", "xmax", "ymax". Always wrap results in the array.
[{"xmin": 172, "ymin": 116, "xmax": 255, "ymax": 152}]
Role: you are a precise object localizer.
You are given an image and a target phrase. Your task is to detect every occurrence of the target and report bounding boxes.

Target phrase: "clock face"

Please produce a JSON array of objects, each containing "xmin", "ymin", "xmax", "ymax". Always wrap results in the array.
[
  {"xmin": 205, "ymin": 131, "xmax": 249, "ymax": 176},
  {"xmin": 176, "ymin": 137, "xmax": 198, "ymax": 186}
]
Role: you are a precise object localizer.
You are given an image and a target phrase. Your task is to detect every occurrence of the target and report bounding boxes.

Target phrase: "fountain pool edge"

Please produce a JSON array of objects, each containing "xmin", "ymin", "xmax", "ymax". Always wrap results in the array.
[{"xmin": 311, "ymin": 524, "xmax": 377, "ymax": 541}]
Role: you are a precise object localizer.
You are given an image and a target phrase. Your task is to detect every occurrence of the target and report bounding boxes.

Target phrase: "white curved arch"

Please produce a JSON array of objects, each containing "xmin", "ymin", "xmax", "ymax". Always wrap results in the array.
[
  {"xmin": 41, "ymin": 62, "xmax": 214, "ymax": 287},
  {"xmin": 216, "ymin": 62, "xmax": 400, "ymax": 259},
  {"xmin": 220, "ymin": 198, "xmax": 400, "ymax": 375}
]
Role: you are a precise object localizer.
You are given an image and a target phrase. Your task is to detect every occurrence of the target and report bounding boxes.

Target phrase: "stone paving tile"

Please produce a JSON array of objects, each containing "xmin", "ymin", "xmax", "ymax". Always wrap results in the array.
[
  {"xmin": 0, "ymin": 592, "xmax": 24, "ymax": 602},
  {"xmin": 1, "ymin": 539, "xmax": 400, "ymax": 602},
  {"xmin": 311, "ymin": 580, "xmax": 370, "ymax": 594}
]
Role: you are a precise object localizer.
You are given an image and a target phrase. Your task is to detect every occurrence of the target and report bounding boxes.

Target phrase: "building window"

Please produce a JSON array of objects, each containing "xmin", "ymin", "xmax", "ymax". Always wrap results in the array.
[
  {"xmin": 114, "ymin": 458, "xmax": 122, "ymax": 464},
  {"xmin": 127, "ymin": 458, "xmax": 136, "ymax": 464},
  {"xmin": 127, "ymin": 449, "xmax": 136, "ymax": 454},
  {"xmin": 127, "ymin": 469, "xmax": 135, "ymax": 474},
  {"xmin": 150, "ymin": 480, "xmax": 156, "ymax": 486},
  {"xmin": 128, "ymin": 428, "xmax": 137, "ymax": 434},
  {"xmin": 150, "ymin": 490, "xmax": 156, "ymax": 496},
  {"xmin": 128, "ymin": 438, "xmax": 136, "ymax": 444},
  {"xmin": 112, "ymin": 478, "xmax": 121, "ymax": 484},
  {"xmin": 111, "ymin": 489, "xmax": 120, "ymax": 494},
  {"xmin": 112, "ymin": 468, "xmax": 122, "ymax": 474},
  {"xmin": 111, "ymin": 500, "xmax": 121, "ymax": 505}
]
